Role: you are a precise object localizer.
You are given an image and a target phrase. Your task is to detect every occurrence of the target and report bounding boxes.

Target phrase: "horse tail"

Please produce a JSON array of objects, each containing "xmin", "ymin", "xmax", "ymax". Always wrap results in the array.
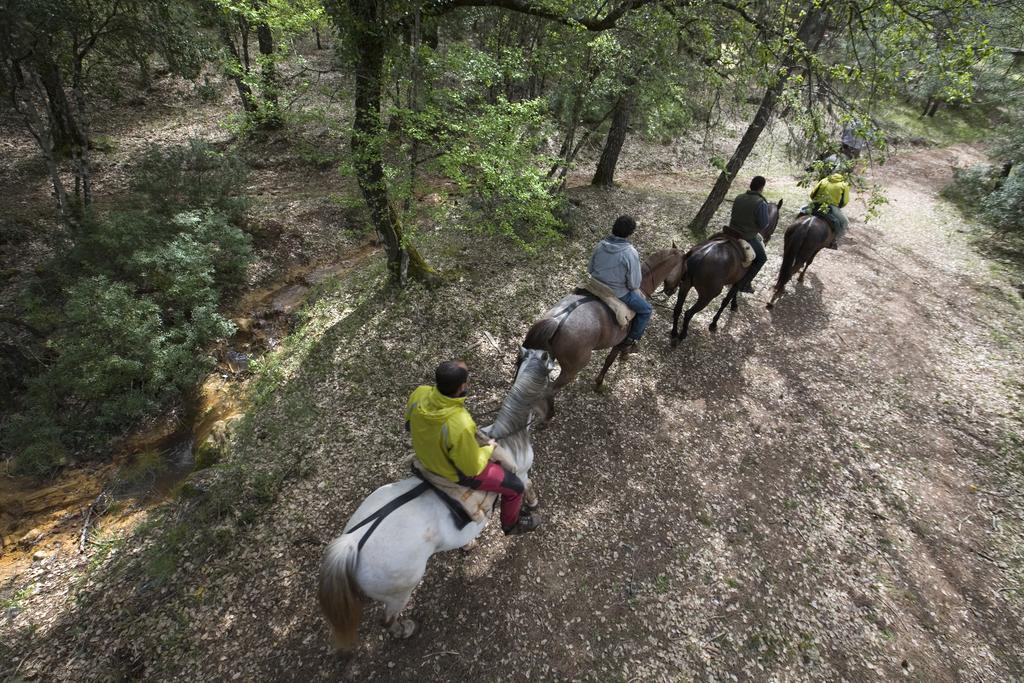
[
  {"xmin": 774, "ymin": 221, "xmax": 807, "ymax": 295},
  {"xmin": 318, "ymin": 534, "xmax": 363, "ymax": 650},
  {"xmin": 524, "ymin": 317, "xmax": 560, "ymax": 351}
]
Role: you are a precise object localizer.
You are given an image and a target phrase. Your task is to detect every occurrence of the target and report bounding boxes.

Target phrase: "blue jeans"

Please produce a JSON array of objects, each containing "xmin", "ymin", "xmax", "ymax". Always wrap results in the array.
[
  {"xmin": 619, "ymin": 290, "xmax": 652, "ymax": 341},
  {"xmin": 742, "ymin": 236, "xmax": 767, "ymax": 285}
]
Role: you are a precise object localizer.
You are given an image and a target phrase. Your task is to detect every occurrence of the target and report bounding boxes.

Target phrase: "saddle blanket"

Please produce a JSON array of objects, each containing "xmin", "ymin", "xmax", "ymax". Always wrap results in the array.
[
  {"xmin": 708, "ymin": 232, "xmax": 756, "ymax": 268},
  {"xmin": 578, "ymin": 276, "xmax": 636, "ymax": 328},
  {"xmin": 411, "ymin": 459, "xmax": 496, "ymax": 523}
]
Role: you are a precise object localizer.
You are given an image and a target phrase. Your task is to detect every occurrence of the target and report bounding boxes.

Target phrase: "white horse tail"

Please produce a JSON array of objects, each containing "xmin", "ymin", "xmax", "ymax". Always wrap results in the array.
[{"xmin": 318, "ymin": 534, "xmax": 363, "ymax": 650}]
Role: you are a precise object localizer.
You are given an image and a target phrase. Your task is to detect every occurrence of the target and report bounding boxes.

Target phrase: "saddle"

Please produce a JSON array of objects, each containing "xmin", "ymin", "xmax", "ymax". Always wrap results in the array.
[
  {"xmin": 575, "ymin": 276, "xmax": 635, "ymax": 328},
  {"xmin": 704, "ymin": 229, "xmax": 756, "ymax": 268},
  {"xmin": 410, "ymin": 459, "xmax": 496, "ymax": 529}
]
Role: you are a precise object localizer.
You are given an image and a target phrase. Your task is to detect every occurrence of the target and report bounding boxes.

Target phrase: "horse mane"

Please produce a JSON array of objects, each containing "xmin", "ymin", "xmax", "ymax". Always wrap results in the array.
[
  {"xmin": 642, "ymin": 247, "xmax": 681, "ymax": 276},
  {"xmin": 485, "ymin": 350, "xmax": 550, "ymax": 442}
]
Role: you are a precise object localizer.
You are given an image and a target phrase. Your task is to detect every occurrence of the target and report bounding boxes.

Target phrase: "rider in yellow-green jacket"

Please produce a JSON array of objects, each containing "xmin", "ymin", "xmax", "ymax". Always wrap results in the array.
[
  {"xmin": 405, "ymin": 361, "xmax": 541, "ymax": 535},
  {"xmin": 808, "ymin": 173, "xmax": 851, "ymax": 249}
]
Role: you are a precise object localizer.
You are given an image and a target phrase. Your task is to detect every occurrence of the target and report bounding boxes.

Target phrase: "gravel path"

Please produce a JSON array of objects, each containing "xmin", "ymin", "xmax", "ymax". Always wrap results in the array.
[{"xmin": 3, "ymin": 142, "xmax": 1023, "ymax": 682}]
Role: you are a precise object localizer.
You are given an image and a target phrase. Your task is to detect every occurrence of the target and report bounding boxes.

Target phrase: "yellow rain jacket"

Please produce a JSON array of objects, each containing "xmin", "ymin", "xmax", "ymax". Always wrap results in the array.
[
  {"xmin": 405, "ymin": 385, "xmax": 493, "ymax": 482},
  {"xmin": 811, "ymin": 173, "xmax": 850, "ymax": 209}
]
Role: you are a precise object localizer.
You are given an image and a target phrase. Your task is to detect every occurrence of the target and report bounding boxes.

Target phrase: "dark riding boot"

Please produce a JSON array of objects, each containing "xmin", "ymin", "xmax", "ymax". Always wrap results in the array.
[
  {"xmin": 617, "ymin": 337, "xmax": 640, "ymax": 355},
  {"xmin": 504, "ymin": 511, "xmax": 542, "ymax": 536}
]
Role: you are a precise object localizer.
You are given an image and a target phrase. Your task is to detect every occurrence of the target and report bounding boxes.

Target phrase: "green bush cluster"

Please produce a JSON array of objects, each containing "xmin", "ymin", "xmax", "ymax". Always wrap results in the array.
[
  {"xmin": 3, "ymin": 142, "xmax": 251, "ymax": 476},
  {"xmin": 943, "ymin": 115, "xmax": 1024, "ymax": 233}
]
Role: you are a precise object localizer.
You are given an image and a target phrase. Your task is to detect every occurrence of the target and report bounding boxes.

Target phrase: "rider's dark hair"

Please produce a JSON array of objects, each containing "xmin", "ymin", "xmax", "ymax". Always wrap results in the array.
[
  {"xmin": 750, "ymin": 176, "xmax": 767, "ymax": 191},
  {"xmin": 435, "ymin": 360, "xmax": 469, "ymax": 397},
  {"xmin": 612, "ymin": 215, "xmax": 637, "ymax": 238}
]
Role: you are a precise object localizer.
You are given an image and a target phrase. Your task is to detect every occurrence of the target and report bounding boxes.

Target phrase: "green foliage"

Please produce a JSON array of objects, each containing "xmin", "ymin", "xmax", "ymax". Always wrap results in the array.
[
  {"xmin": 207, "ymin": 0, "xmax": 325, "ymax": 129},
  {"xmin": 944, "ymin": 165, "xmax": 1003, "ymax": 206},
  {"xmin": 980, "ymin": 173, "xmax": 1024, "ymax": 232},
  {"xmin": 389, "ymin": 41, "xmax": 565, "ymax": 249},
  {"xmin": 3, "ymin": 142, "xmax": 251, "ymax": 476},
  {"xmin": 131, "ymin": 141, "xmax": 250, "ymax": 221},
  {"xmin": 416, "ymin": 97, "xmax": 564, "ymax": 247},
  {"xmin": 944, "ymin": 114, "xmax": 1024, "ymax": 232}
]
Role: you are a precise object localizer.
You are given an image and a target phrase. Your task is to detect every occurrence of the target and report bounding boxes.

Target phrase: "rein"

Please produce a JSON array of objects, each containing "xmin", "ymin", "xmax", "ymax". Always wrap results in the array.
[{"xmin": 345, "ymin": 482, "xmax": 431, "ymax": 550}]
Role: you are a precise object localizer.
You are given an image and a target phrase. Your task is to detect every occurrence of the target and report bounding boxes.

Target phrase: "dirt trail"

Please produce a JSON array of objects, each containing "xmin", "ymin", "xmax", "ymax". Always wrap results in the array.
[{"xmin": 3, "ymin": 143, "xmax": 1023, "ymax": 681}]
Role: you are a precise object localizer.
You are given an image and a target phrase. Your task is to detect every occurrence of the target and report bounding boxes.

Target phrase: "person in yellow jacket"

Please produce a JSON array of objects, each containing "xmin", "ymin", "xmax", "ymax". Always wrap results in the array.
[
  {"xmin": 808, "ymin": 173, "xmax": 851, "ymax": 249},
  {"xmin": 405, "ymin": 360, "xmax": 542, "ymax": 535}
]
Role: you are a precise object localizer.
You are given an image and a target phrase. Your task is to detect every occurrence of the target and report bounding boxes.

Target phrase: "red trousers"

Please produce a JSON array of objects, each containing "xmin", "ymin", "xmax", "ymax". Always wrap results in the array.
[{"xmin": 462, "ymin": 462, "xmax": 525, "ymax": 531}]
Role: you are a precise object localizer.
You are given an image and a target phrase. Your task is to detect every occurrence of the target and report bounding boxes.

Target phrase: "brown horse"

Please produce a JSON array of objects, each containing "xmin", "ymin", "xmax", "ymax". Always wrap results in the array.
[
  {"xmin": 766, "ymin": 214, "xmax": 833, "ymax": 310},
  {"xmin": 669, "ymin": 199, "xmax": 783, "ymax": 341},
  {"xmin": 523, "ymin": 247, "xmax": 684, "ymax": 397}
]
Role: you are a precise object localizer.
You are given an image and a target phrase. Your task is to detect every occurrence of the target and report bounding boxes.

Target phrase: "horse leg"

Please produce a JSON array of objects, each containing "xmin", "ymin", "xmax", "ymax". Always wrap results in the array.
[
  {"xmin": 670, "ymin": 282, "xmax": 691, "ymax": 343},
  {"xmin": 524, "ymin": 480, "xmax": 540, "ymax": 510},
  {"xmin": 710, "ymin": 285, "xmax": 738, "ymax": 332},
  {"xmin": 382, "ymin": 586, "xmax": 418, "ymax": 640},
  {"xmin": 594, "ymin": 347, "xmax": 621, "ymax": 390},
  {"xmin": 681, "ymin": 290, "xmax": 716, "ymax": 340},
  {"xmin": 798, "ymin": 251, "xmax": 819, "ymax": 283}
]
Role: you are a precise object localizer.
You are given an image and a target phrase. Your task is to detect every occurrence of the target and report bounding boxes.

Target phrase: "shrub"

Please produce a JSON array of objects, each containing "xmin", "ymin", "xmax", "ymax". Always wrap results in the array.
[
  {"xmin": 943, "ymin": 164, "xmax": 1002, "ymax": 206},
  {"xmin": 980, "ymin": 173, "xmax": 1024, "ymax": 233},
  {"xmin": 131, "ymin": 140, "xmax": 249, "ymax": 221},
  {"xmin": 3, "ymin": 141, "xmax": 252, "ymax": 475}
]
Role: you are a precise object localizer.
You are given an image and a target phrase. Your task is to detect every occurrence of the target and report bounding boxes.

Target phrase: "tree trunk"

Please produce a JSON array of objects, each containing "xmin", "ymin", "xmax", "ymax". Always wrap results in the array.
[
  {"xmin": 14, "ymin": 66, "xmax": 77, "ymax": 231},
  {"xmin": 219, "ymin": 22, "xmax": 257, "ymax": 113},
  {"xmin": 591, "ymin": 84, "xmax": 635, "ymax": 187},
  {"xmin": 686, "ymin": 8, "xmax": 827, "ymax": 236},
  {"xmin": 255, "ymin": 21, "xmax": 282, "ymax": 128},
  {"xmin": 347, "ymin": 0, "xmax": 435, "ymax": 286},
  {"xmin": 36, "ymin": 55, "xmax": 85, "ymax": 159},
  {"xmin": 685, "ymin": 76, "xmax": 786, "ymax": 237}
]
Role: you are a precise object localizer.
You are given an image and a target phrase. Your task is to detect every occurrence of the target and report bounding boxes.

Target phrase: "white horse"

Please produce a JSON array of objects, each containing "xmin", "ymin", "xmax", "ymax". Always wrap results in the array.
[{"xmin": 318, "ymin": 348, "xmax": 553, "ymax": 649}]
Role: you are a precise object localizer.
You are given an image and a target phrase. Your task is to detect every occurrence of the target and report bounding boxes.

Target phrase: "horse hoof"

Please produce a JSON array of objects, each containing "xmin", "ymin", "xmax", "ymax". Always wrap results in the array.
[
  {"xmin": 766, "ymin": 302, "xmax": 774, "ymax": 310},
  {"xmin": 388, "ymin": 619, "xmax": 417, "ymax": 640},
  {"xmin": 460, "ymin": 539, "xmax": 479, "ymax": 553},
  {"xmin": 709, "ymin": 324, "xmax": 717, "ymax": 333}
]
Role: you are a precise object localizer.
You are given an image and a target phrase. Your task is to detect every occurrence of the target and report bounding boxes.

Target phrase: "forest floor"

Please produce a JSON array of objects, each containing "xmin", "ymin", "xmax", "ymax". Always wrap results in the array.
[{"xmin": 3, "ymin": 69, "xmax": 1024, "ymax": 680}]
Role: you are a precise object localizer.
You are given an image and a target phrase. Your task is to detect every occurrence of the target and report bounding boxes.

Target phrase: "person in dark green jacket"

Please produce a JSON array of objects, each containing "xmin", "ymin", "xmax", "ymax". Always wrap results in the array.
[
  {"xmin": 728, "ymin": 176, "xmax": 771, "ymax": 293},
  {"xmin": 406, "ymin": 361, "xmax": 541, "ymax": 535}
]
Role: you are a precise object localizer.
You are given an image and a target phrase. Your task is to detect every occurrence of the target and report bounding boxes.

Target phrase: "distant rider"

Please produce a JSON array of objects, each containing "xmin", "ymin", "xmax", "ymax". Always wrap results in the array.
[
  {"xmin": 587, "ymin": 215, "xmax": 651, "ymax": 354},
  {"xmin": 727, "ymin": 175, "xmax": 770, "ymax": 294},
  {"xmin": 406, "ymin": 361, "xmax": 541, "ymax": 535},
  {"xmin": 807, "ymin": 173, "xmax": 851, "ymax": 249}
]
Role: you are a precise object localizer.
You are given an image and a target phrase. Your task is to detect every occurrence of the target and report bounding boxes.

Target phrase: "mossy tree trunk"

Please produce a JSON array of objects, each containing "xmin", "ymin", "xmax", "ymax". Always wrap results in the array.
[{"xmin": 347, "ymin": 0, "xmax": 436, "ymax": 286}]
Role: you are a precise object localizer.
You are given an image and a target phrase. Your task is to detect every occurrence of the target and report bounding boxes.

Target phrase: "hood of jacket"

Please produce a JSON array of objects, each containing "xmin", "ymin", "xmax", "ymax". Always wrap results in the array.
[
  {"xmin": 595, "ymin": 236, "xmax": 633, "ymax": 254},
  {"xmin": 410, "ymin": 386, "xmax": 467, "ymax": 426}
]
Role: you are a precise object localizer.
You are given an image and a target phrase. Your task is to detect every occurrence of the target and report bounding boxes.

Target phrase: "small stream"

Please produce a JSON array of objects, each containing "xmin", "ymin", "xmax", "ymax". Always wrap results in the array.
[{"xmin": 0, "ymin": 243, "xmax": 376, "ymax": 575}]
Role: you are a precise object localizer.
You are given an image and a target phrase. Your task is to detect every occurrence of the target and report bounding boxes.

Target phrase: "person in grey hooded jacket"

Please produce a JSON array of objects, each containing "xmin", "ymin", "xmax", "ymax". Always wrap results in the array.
[{"xmin": 587, "ymin": 215, "xmax": 651, "ymax": 352}]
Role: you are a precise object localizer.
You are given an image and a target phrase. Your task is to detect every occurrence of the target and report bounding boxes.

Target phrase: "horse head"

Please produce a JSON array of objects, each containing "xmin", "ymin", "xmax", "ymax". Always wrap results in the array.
[
  {"xmin": 661, "ymin": 242, "xmax": 686, "ymax": 296},
  {"xmin": 485, "ymin": 348, "xmax": 554, "ymax": 445},
  {"xmin": 762, "ymin": 198, "xmax": 784, "ymax": 245}
]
